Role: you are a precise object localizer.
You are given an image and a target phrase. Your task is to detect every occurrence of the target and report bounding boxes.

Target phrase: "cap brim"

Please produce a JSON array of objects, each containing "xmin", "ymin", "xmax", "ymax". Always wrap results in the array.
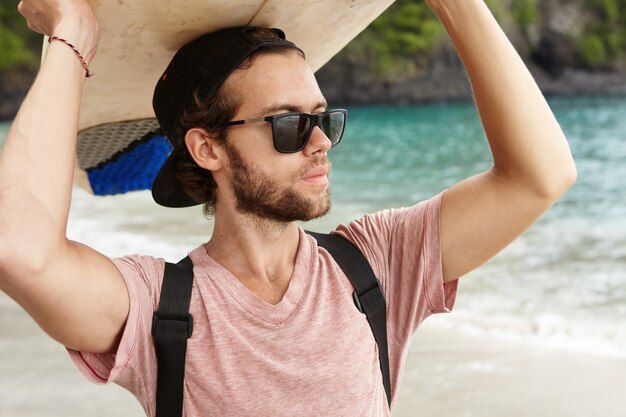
[{"xmin": 151, "ymin": 150, "xmax": 201, "ymax": 208}]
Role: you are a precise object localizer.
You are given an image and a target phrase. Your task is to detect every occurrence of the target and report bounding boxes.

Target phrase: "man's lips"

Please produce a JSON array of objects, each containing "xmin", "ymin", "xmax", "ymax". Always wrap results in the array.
[{"xmin": 302, "ymin": 165, "xmax": 330, "ymax": 185}]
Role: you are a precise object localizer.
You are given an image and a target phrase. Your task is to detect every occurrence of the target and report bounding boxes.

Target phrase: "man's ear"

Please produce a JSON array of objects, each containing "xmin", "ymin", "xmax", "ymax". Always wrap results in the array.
[{"xmin": 184, "ymin": 127, "xmax": 226, "ymax": 171}]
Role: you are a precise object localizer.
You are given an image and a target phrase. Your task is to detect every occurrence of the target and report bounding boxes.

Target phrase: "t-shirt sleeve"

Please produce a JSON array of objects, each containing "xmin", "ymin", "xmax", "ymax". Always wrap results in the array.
[
  {"xmin": 66, "ymin": 254, "xmax": 164, "ymax": 411},
  {"xmin": 333, "ymin": 192, "xmax": 458, "ymax": 345}
]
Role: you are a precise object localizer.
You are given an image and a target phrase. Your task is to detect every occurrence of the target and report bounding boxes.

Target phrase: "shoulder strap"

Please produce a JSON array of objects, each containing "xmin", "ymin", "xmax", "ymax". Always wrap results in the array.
[
  {"xmin": 152, "ymin": 255, "xmax": 194, "ymax": 417},
  {"xmin": 306, "ymin": 231, "xmax": 392, "ymax": 407},
  {"xmin": 152, "ymin": 234, "xmax": 392, "ymax": 414}
]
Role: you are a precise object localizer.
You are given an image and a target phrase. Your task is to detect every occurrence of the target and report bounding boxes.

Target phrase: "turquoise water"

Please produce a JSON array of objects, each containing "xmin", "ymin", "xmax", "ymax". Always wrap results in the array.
[
  {"xmin": 1, "ymin": 94, "xmax": 625, "ymax": 357},
  {"xmin": 331, "ymin": 102, "xmax": 491, "ymax": 211},
  {"xmin": 332, "ymin": 96, "xmax": 626, "ymax": 221},
  {"xmin": 0, "ymin": 122, "xmax": 8, "ymax": 147}
]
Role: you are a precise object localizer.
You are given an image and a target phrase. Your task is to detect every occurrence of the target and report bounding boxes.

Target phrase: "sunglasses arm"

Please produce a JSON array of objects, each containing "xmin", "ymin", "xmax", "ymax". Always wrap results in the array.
[{"xmin": 222, "ymin": 117, "xmax": 269, "ymax": 127}]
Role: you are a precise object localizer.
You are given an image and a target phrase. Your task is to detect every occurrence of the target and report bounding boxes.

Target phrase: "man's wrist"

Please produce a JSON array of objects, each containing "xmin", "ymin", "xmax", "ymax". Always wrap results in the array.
[{"xmin": 52, "ymin": 18, "xmax": 99, "ymax": 64}]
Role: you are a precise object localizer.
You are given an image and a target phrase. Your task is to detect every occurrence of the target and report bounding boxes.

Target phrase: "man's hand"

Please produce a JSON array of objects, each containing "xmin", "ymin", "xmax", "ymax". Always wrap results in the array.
[{"xmin": 18, "ymin": 0, "xmax": 99, "ymax": 62}]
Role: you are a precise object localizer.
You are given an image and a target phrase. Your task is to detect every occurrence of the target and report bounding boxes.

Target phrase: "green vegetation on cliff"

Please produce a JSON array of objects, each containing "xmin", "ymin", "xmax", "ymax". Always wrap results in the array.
[
  {"xmin": 512, "ymin": 0, "xmax": 541, "ymax": 27},
  {"xmin": 579, "ymin": 0, "xmax": 626, "ymax": 67},
  {"xmin": 343, "ymin": 2, "xmax": 443, "ymax": 80},
  {"xmin": 341, "ymin": 0, "xmax": 625, "ymax": 78},
  {"xmin": 0, "ymin": 4, "xmax": 40, "ymax": 71}
]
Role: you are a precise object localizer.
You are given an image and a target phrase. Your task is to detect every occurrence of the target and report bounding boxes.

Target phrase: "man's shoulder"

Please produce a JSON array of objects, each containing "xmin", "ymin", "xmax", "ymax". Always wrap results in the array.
[
  {"xmin": 332, "ymin": 192, "xmax": 444, "ymax": 243},
  {"xmin": 109, "ymin": 252, "xmax": 166, "ymax": 277},
  {"xmin": 108, "ymin": 244, "xmax": 208, "ymax": 297},
  {"xmin": 111, "ymin": 241, "xmax": 210, "ymax": 274}
]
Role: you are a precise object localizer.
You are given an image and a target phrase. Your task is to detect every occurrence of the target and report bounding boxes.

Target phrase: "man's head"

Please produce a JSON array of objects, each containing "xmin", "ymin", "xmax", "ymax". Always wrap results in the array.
[{"xmin": 151, "ymin": 26, "xmax": 341, "ymax": 221}]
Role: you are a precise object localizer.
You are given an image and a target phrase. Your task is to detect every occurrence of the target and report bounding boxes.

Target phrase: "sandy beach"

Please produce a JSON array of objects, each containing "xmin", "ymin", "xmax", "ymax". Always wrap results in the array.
[
  {"xmin": 395, "ymin": 318, "xmax": 626, "ymax": 417},
  {"xmin": 1, "ymin": 292, "xmax": 624, "ymax": 417}
]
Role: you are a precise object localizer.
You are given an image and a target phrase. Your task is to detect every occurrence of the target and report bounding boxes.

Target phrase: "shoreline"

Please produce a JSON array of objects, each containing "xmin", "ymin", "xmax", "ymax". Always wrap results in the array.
[
  {"xmin": 2, "ymin": 89, "xmax": 626, "ymax": 125},
  {"xmin": 394, "ymin": 319, "xmax": 626, "ymax": 417},
  {"xmin": 2, "ymin": 293, "xmax": 625, "ymax": 417},
  {"xmin": 2, "ymin": 70, "xmax": 626, "ymax": 121}
]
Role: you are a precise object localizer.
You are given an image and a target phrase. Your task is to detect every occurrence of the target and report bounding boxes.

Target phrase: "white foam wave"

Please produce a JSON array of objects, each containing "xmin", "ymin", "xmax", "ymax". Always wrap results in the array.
[{"xmin": 432, "ymin": 310, "xmax": 626, "ymax": 359}]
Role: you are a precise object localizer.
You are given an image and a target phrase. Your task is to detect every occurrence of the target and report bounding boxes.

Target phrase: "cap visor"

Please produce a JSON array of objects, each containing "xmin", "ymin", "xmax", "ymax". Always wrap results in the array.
[{"xmin": 151, "ymin": 150, "xmax": 201, "ymax": 208}]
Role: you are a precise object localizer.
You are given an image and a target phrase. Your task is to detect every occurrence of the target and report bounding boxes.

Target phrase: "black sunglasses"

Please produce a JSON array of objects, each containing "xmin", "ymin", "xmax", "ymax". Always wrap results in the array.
[{"xmin": 220, "ymin": 109, "xmax": 347, "ymax": 153}]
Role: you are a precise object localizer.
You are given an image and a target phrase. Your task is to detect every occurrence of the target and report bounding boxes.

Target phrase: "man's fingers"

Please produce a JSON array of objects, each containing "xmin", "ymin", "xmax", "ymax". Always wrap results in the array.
[{"xmin": 18, "ymin": 1, "xmax": 45, "ymax": 35}]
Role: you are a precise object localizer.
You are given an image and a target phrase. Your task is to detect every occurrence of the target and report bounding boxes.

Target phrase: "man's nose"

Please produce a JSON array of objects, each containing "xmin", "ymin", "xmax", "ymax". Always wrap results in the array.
[{"xmin": 304, "ymin": 126, "xmax": 332, "ymax": 155}]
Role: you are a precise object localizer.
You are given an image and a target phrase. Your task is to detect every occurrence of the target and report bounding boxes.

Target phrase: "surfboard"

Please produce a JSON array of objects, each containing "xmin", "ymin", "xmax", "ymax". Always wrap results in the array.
[{"xmin": 41, "ymin": 0, "xmax": 395, "ymax": 196}]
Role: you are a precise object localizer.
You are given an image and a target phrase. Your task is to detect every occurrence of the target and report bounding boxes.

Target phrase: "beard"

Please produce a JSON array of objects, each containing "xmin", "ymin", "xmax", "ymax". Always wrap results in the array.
[{"xmin": 225, "ymin": 143, "xmax": 331, "ymax": 222}]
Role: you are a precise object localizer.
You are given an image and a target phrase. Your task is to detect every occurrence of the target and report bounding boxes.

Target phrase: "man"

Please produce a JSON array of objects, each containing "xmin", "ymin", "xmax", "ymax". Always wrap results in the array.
[{"xmin": 0, "ymin": 0, "xmax": 576, "ymax": 416}]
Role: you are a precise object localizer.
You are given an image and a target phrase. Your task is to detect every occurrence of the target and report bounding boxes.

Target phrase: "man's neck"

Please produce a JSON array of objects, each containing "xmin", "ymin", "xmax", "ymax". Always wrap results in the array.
[{"xmin": 204, "ymin": 211, "xmax": 301, "ymax": 305}]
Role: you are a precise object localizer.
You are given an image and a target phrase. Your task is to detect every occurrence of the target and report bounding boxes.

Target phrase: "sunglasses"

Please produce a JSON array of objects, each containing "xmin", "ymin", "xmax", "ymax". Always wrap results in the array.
[{"xmin": 220, "ymin": 109, "xmax": 347, "ymax": 153}]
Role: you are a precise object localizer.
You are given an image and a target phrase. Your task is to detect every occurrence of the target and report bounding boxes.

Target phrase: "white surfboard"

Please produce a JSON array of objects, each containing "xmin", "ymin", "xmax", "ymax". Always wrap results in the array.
[{"xmin": 41, "ymin": 0, "xmax": 395, "ymax": 194}]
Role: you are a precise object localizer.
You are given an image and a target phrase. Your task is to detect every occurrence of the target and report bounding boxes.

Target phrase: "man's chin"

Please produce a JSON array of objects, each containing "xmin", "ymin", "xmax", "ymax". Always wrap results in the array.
[
  {"xmin": 304, "ymin": 189, "xmax": 332, "ymax": 220},
  {"xmin": 299, "ymin": 200, "xmax": 332, "ymax": 222},
  {"xmin": 234, "ymin": 187, "xmax": 331, "ymax": 223},
  {"xmin": 276, "ymin": 193, "xmax": 332, "ymax": 223}
]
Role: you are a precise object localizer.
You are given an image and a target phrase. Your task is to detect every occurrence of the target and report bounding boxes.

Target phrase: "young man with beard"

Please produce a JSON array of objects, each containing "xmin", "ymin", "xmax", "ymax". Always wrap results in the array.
[{"xmin": 1, "ymin": 0, "xmax": 576, "ymax": 416}]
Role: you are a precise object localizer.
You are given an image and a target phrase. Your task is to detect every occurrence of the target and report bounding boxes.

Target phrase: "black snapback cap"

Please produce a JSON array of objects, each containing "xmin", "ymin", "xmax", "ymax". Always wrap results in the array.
[{"xmin": 151, "ymin": 26, "xmax": 303, "ymax": 208}]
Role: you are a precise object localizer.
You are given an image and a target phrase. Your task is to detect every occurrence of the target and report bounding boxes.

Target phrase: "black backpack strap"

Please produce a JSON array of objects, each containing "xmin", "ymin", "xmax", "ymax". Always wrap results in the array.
[
  {"xmin": 307, "ymin": 231, "xmax": 392, "ymax": 407},
  {"xmin": 152, "ymin": 255, "xmax": 194, "ymax": 417}
]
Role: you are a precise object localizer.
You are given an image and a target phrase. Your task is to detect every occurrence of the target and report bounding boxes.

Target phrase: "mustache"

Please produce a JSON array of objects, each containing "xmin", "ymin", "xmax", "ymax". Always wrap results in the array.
[{"xmin": 298, "ymin": 155, "xmax": 331, "ymax": 177}]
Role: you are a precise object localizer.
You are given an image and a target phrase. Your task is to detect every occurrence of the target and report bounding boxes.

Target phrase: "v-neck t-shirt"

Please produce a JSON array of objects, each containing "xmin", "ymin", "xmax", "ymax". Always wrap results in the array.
[{"xmin": 68, "ymin": 193, "xmax": 458, "ymax": 417}]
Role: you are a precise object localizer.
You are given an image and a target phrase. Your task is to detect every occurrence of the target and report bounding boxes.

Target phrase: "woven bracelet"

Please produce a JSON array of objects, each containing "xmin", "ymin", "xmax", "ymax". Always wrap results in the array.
[{"xmin": 48, "ymin": 36, "xmax": 94, "ymax": 78}]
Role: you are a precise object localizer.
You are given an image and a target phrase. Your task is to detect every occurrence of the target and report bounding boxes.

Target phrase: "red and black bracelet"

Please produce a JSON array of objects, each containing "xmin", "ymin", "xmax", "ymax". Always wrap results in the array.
[{"xmin": 48, "ymin": 36, "xmax": 94, "ymax": 78}]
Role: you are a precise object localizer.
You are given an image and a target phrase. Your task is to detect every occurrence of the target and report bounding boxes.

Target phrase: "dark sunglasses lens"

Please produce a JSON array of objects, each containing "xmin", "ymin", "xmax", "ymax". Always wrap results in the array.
[
  {"xmin": 274, "ymin": 114, "xmax": 311, "ymax": 152},
  {"xmin": 321, "ymin": 111, "xmax": 346, "ymax": 146}
]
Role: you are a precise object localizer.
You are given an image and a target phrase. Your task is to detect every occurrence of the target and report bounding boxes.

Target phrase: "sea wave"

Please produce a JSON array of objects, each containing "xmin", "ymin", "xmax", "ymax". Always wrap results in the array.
[{"xmin": 432, "ymin": 310, "xmax": 626, "ymax": 360}]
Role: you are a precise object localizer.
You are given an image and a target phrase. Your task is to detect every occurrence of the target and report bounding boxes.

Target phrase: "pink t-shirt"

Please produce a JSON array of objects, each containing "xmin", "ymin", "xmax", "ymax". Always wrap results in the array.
[{"xmin": 68, "ymin": 193, "xmax": 458, "ymax": 416}]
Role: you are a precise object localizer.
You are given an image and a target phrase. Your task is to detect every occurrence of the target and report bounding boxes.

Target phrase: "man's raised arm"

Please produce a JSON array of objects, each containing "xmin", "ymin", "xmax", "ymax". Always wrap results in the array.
[
  {"xmin": 425, "ymin": 0, "xmax": 577, "ymax": 282},
  {"xmin": 0, "ymin": 0, "xmax": 129, "ymax": 354}
]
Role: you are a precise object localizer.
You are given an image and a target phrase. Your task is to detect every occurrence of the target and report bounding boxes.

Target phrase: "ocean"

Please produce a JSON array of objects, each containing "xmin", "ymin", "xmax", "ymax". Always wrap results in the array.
[{"xmin": 1, "ymin": 94, "xmax": 625, "ymax": 361}]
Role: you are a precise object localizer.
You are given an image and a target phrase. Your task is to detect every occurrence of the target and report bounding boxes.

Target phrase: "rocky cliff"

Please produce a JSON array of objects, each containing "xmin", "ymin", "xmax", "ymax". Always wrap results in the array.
[{"xmin": 317, "ymin": 0, "xmax": 626, "ymax": 104}]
